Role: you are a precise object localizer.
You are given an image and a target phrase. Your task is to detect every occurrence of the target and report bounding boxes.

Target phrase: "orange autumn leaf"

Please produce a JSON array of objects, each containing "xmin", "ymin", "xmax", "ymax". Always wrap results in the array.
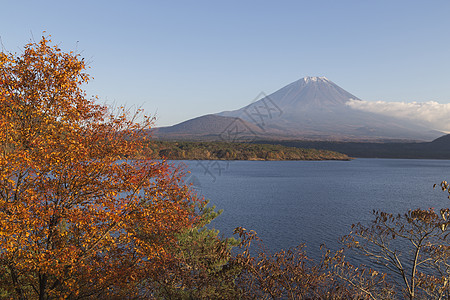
[{"xmin": 0, "ymin": 36, "xmax": 204, "ymax": 298}]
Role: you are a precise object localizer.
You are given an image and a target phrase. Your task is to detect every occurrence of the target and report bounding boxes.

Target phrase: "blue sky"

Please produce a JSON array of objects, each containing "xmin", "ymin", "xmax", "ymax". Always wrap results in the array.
[{"xmin": 1, "ymin": 1, "xmax": 450, "ymax": 126}]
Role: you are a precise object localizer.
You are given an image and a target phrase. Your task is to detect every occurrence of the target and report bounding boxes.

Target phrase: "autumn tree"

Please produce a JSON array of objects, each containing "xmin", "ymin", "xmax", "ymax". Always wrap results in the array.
[
  {"xmin": 344, "ymin": 206, "xmax": 450, "ymax": 299},
  {"xmin": 0, "ymin": 36, "xmax": 205, "ymax": 299},
  {"xmin": 229, "ymin": 227, "xmax": 392, "ymax": 300},
  {"xmin": 149, "ymin": 201, "xmax": 242, "ymax": 299}
]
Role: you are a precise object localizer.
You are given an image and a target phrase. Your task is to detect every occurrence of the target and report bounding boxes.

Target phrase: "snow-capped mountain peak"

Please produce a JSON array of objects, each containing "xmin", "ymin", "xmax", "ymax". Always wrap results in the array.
[
  {"xmin": 303, "ymin": 76, "xmax": 329, "ymax": 83},
  {"xmin": 215, "ymin": 76, "xmax": 442, "ymax": 141}
]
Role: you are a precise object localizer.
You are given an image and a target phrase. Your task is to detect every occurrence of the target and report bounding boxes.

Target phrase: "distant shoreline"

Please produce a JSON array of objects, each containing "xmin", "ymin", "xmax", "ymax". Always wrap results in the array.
[
  {"xmin": 165, "ymin": 157, "xmax": 353, "ymax": 161},
  {"xmin": 141, "ymin": 141, "xmax": 351, "ymax": 161},
  {"xmin": 253, "ymin": 136, "xmax": 450, "ymax": 159}
]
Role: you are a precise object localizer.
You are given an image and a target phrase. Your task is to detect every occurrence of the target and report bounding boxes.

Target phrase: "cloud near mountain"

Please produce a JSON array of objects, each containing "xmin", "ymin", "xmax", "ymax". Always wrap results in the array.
[
  {"xmin": 347, "ymin": 99, "xmax": 450, "ymax": 133},
  {"xmin": 154, "ymin": 76, "xmax": 445, "ymax": 141}
]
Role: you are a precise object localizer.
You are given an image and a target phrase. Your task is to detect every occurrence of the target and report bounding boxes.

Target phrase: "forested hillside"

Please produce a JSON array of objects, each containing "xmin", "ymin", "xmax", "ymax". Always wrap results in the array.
[{"xmin": 143, "ymin": 141, "xmax": 351, "ymax": 161}]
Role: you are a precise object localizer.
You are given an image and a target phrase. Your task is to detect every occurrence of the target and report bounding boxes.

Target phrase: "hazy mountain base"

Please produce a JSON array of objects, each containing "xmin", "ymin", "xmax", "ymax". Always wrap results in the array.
[
  {"xmin": 141, "ymin": 141, "xmax": 351, "ymax": 161},
  {"xmin": 255, "ymin": 134, "xmax": 450, "ymax": 159}
]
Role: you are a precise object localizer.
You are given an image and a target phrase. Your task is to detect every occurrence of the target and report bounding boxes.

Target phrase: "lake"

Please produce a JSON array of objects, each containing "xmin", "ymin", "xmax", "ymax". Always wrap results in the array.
[{"xmin": 175, "ymin": 158, "xmax": 450, "ymax": 263}]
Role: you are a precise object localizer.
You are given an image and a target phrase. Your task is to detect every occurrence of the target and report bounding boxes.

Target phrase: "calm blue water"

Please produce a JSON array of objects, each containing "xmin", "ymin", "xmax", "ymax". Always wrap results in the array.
[{"xmin": 175, "ymin": 159, "xmax": 450, "ymax": 262}]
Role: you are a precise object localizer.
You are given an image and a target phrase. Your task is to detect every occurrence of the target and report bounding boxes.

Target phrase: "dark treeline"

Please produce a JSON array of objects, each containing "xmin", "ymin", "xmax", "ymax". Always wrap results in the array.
[{"xmin": 253, "ymin": 134, "xmax": 450, "ymax": 159}]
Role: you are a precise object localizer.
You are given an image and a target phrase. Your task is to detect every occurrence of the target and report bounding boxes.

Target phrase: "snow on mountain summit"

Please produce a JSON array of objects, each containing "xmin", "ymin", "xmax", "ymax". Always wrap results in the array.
[
  {"xmin": 216, "ymin": 76, "xmax": 442, "ymax": 141},
  {"xmin": 268, "ymin": 76, "xmax": 360, "ymax": 108},
  {"xmin": 303, "ymin": 76, "xmax": 329, "ymax": 83},
  {"xmin": 156, "ymin": 76, "xmax": 444, "ymax": 141}
]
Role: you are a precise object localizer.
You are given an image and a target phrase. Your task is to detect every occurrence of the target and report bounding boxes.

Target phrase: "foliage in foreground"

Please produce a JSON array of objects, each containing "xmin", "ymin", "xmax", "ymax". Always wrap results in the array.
[
  {"xmin": 2, "ymin": 36, "xmax": 450, "ymax": 300},
  {"xmin": 0, "ymin": 36, "xmax": 205, "ymax": 298},
  {"xmin": 156, "ymin": 201, "xmax": 450, "ymax": 300}
]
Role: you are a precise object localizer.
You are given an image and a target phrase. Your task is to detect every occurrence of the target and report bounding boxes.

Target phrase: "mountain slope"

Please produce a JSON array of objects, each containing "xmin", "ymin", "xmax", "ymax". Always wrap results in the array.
[
  {"xmin": 155, "ymin": 77, "xmax": 444, "ymax": 141},
  {"xmin": 152, "ymin": 114, "xmax": 268, "ymax": 141},
  {"xmin": 219, "ymin": 76, "xmax": 442, "ymax": 141}
]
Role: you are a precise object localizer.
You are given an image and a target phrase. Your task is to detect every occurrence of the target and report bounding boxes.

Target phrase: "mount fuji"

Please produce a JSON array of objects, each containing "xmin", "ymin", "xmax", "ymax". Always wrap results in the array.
[{"xmin": 154, "ymin": 77, "xmax": 443, "ymax": 141}]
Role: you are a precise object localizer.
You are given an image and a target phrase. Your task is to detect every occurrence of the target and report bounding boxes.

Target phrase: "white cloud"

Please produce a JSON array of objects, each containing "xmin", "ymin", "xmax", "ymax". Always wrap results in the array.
[{"xmin": 346, "ymin": 99, "xmax": 450, "ymax": 132}]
